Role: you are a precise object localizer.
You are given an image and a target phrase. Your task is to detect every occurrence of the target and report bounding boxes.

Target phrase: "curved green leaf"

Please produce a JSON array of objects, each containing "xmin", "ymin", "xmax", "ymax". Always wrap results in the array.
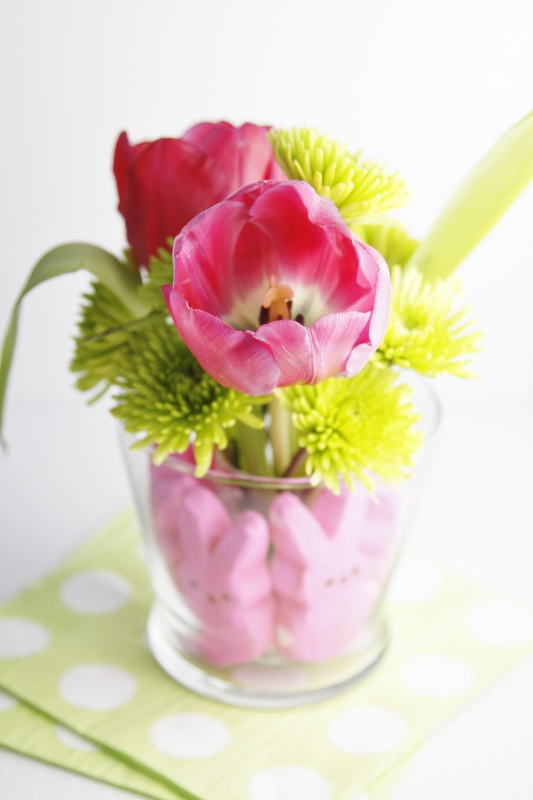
[
  {"xmin": 408, "ymin": 108, "xmax": 533, "ymax": 280},
  {"xmin": 0, "ymin": 243, "xmax": 150, "ymax": 446}
]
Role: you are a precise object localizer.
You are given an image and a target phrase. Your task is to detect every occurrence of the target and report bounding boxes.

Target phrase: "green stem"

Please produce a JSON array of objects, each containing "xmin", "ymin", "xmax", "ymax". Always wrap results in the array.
[
  {"xmin": 269, "ymin": 396, "xmax": 294, "ymax": 476},
  {"xmin": 234, "ymin": 421, "xmax": 273, "ymax": 477},
  {"xmin": 284, "ymin": 447, "xmax": 307, "ymax": 479},
  {"xmin": 84, "ymin": 310, "xmax": 165, "ymax": 342}
]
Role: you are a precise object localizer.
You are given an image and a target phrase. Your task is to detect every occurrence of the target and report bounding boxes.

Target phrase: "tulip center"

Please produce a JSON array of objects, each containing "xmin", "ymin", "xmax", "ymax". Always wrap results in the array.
[{"xmin": 260, "ymin": 275, "xmax": 303, "ymax": 325}]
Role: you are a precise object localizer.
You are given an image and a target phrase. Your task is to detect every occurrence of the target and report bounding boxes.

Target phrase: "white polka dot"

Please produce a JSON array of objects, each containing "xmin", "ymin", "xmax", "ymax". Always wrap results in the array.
[
  {"xmin": 387, "ymin": 556, "xmax": 444, "ymax": 605},
  {"xmin": 150, "ymin": 713, "xmax": 230, "ymax": 759},
  {"xmin": 248, "ymin": 766, "xmax": 331, "ymax": 800},
  {"xmin": 466, "ymin": 599, "xmax": 533, "ymax": 647},
  {"xmin": 0, "ymin": 689, "xmax": 17, "ymax": 712},
  {"xmin": 0, "ymin": 617, "xmax": 51, "ymax": 658},
  {"xmin": 60, "ymin": 569, "xmax": 132, "ymax": 615},
  {"xmin": 328, "ymin": 707, "xmax": 408, "ymax": 754},
  {"xmin": 400, "ymin": 654, "xmax": 477, "ymax": 698},
  {"xmin": 59, "ymin": 664, "xmax": 137, "ymax": 710},
  {"xmin": 55, "ymin": 725, "xmax": 98, "ymax": 752},
  {"xmin": 232, "ymin": 664, "xmax": 309, "ymax": 690}
]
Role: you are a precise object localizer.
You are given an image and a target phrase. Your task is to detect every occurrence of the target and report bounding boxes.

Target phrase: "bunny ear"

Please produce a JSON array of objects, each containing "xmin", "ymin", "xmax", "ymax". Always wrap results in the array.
[
  {"xmin": 150, "ymin": 465, "xmax": 199, "ymax": 563},
  {"xmin": 310, "ymin": 483, "xmax": 352, "ymax": 538},
  {"xmin": 269, "ymin": 492, "xmax": 328, "ymax": 566},
  {"xmin": 212, "ymin": 510, "xmax": 272, "ymax": 607},
  {"xmin": 214, "ymin": 510, "xmax": 270, "ymax": 573},
  {"xmin": 313, "ymin": 482, "xmax": 371, "ymax": 548},
  {"xmin": 150, "ymin": 461, "xmax": 197, "ymax": 512},
  {"xmin": 176, "ymin": 484, "xmax": 232, "ymax": 558}
]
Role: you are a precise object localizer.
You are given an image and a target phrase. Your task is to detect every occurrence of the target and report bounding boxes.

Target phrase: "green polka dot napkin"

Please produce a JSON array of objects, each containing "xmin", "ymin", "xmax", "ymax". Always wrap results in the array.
[{"xmin": 1, "ymin": 509, "xmax": 532, "ymax": 800}]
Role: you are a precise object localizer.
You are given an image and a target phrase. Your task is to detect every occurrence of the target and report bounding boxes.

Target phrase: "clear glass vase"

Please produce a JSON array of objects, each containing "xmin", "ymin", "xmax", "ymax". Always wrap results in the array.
[{"xmin": 120, "ymin": 377, "xmax": 441, "ymax": 708}]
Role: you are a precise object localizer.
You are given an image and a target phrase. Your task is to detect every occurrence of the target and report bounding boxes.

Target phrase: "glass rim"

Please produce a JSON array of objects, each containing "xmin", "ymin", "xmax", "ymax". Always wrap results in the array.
[{"xmin": 144, "ymin": 374, "xmax": 443, "ymax": 491}]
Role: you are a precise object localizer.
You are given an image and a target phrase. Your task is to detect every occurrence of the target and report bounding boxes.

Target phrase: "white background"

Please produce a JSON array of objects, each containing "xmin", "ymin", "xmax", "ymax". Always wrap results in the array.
[{"xmin": 1, "ymin": 1, "xmax": 533, "ymax": 798}]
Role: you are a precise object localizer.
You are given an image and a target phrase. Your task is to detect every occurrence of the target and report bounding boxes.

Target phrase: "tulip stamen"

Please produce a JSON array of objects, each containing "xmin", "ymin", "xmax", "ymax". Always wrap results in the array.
[
  {"xmin": 259, "ymin": 305, "xmax": 270, "ymax": 326},
  {"xmin": 260, "ymin": 275, "xmax": 295, "ymax": 324}
]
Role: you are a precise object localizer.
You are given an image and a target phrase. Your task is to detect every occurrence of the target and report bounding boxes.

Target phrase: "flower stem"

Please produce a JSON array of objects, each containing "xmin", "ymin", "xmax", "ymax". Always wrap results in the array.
[
  {"xmin": 284, "ymin": 447, "xmax": 307, "ymax": 479},
  {"xmin": 84, "ymin": 310, "xmax": 165, "ymax": 342},
  {"xmin": 269, "ymin": 396, "xmax": 294, "ymax": 476},
  {"xmin": 234, "ymin": 420, "xmax": 273, "ymax": 477}
]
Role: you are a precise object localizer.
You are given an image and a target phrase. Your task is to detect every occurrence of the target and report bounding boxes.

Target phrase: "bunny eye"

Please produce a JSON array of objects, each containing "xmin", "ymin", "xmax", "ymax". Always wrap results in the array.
[
  {"xmin": 221, "ymin": 594, "xmax": 231, "ymax": 603},
  {"xmin": 189, "ymin": 580, "xmax": 198, "ymax": 588}
]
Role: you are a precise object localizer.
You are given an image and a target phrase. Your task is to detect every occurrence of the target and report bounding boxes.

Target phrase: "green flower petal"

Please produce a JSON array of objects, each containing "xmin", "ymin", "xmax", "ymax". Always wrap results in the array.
[
  {"xmin": 269, "ymin": 127, "xmax": 411, "ymax": 223},
  {"xmin": 138, "ymin": 243, "xmax": 174, "ymax": 311},
  {"xmin": 111, "ymin": 322, "xmax": 268, "ymax": 474},
  {"xmin": 375, "ymin": 266, "xmax": 483, "ymax": 377},
  {"xmin": 351, "ymin": 221, "xmax": 419, "ymax": 269},
  {"xmin": 276, "ymin": 364, "xmax": 422, "ymax": 494},
  {"xmin": 70, "ymin": 281, "xmax": 138, "ymax": 400}
]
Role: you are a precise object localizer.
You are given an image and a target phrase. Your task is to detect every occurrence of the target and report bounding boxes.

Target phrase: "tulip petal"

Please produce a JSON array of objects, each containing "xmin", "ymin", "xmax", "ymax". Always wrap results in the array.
[
  {"xmin": 164, "ymin": 287, "xmax": 280, "ymax": 395},
  {"xmin": 124, "ymin": 139, "xmax": 229, "ymax": 266},
  {"xmin": 344, "ymin": 259, "xmax": 391, "ymax": 376},
  {"xmin": 254, "ymin": 310, "xmax": 370, "ymax": 385},
  {"xmin": 113, "ymin": 132, "xmax": 151, "ymax": 215},
  {"xmin": 238, "ymin": 182, "xmax": 370, "ymax": 313},
  {"xmin": 183, "ymin": 121, "xmax": 286, "ymax": 186},
  {"xmin": 113, "ymin": 123, "xmax": 284, "ymax": 267},
  {"xmin": 169, "ymin": 180, "xmax": 391, "ymax": 391},
  {"xmin": 173, "ymin": 199, "xmax": 253, "ymax": 318}
]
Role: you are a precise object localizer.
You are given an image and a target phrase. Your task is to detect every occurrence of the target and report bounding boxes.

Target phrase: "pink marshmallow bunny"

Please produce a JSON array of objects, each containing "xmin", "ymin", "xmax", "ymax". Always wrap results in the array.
[
  {"xmin": 269, "ymin": 485, "xmax": 400, "ymax": 662},
  {"xmin": 149, "ymin": 461, "xmax": 198, "ymax": 566},
  {"xmin": 171, "ymin": 484, "xmax": 274, "ymax": 666},
  {"xmin": 149, "ymin": 452, "xmax": 244, "ymax": 565}
]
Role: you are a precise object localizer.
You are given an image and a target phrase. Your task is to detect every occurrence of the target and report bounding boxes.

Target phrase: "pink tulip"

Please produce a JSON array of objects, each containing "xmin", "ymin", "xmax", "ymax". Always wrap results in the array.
[
  {"xmin": 164, "ymin": 180, "xmax": 391, "ymax": 395},
  {"xmin": 113, "ymin": 121, "xmax": 285, "ymax": 267}
]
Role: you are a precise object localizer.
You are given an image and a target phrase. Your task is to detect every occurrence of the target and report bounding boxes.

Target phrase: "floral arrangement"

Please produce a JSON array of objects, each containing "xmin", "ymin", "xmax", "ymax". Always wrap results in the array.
[
  {"xmin": 2, "ymin": 112, "xmax": 533, "ymax": 494},
  {"xmin": 2, "ymin": 113, "xmax": 533, "ymax": 683}
]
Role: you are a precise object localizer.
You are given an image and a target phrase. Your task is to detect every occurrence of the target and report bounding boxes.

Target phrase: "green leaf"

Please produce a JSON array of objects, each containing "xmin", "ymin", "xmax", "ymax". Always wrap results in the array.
[
  {"xmin": 409, "ymin": 108, "xmax": 533, "ymax": 280},
  {"xmin": 0, "ymin": 243, "xmax": 150, "ymax": 446}
]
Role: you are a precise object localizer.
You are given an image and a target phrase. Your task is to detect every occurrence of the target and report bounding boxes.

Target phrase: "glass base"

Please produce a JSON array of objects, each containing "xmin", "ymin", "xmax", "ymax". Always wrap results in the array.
[{"xmin": 147, "ymin": 599, "xmax": 389, "ymax": 709}]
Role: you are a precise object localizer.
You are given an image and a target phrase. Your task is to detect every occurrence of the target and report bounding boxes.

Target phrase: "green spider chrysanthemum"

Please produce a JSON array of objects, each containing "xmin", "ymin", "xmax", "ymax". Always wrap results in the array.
[
  {"xmin": 139, "ymin": 243, "xmax": 174, "ymax": 311},
  {"xmin": 276, "ymin": 365, "xmax": 422, "ymax": 494},
  {"xmin": 70, "ymin": 281, "xmax": 138, "ymax": 401},
  {"xmin": 111, "ymin": 322, "xmax": 269, "ymax": 475},
  {"xmin": 375, "ymin": 266, "xmax": 483, "ymax": 377},
  {"xmin": 351, "ymin": 221, "xmax": 419, "ymax": 269},
  {"xmin": 269, "ymin": 127, "xmax": 411, "ymax": 223}
]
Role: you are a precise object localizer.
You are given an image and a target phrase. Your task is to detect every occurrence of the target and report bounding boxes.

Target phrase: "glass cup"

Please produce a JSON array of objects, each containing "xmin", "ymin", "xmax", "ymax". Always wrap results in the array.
[{"xmin": 120, "ymin": 376, "xmax": 440, "ymax": 708}]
